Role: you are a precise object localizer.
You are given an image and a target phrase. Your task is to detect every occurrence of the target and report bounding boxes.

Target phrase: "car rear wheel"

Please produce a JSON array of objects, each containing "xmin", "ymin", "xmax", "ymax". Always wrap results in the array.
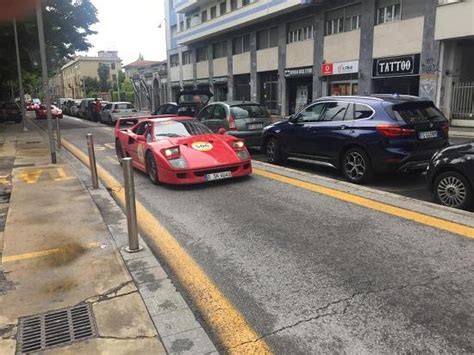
[
  {"xmin": 146, "ymin": 152, "xmax": 159, "ymax": 185},
  {"xmin": 342, "ymin": 148, "xmax": 373, "ymax": 184},
  {"xmin": 434, "ymin": 171, "xmax": 472, "ymax": 210},
  {"xmin": 115, "ymin": 140, "xmax": 124, "ymax": 164},
  {"xmin": 265, "ymin": 137, "xmax": 285, "ymax": 165}
]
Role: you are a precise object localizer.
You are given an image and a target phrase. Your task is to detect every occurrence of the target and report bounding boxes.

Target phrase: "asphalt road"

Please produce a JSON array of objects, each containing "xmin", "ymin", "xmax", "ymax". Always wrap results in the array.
[{"xmin": 36, "ymin": 116, "xmax": 473, "ymax": 353}]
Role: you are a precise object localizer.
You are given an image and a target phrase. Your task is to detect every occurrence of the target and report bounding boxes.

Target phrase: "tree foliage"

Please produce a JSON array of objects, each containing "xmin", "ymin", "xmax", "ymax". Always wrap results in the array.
[
  {"xmin": 97, "ymin": 63, "xmax": 110, "ymax": 92},
  {"xmin": 0, "ymin": 0, "xmax": 98, "ymax": 99}
]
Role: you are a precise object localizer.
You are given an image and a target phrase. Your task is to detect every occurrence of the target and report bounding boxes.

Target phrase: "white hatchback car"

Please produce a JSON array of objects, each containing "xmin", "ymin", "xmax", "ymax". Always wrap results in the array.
[{"xmin": 100, "ymin": 102, "xmax": 137, "ymax": 125}]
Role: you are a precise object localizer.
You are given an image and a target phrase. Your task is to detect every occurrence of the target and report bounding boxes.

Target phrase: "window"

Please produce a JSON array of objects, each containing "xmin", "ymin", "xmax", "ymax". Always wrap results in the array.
[
  {"xmin": 354, "ymin": 104, "xmax": 374, "ymax": 120},
  {"xmin": 179, "ymin": 20, "xmax": 184, "ymax": 30},
  {"xmin": 257, "ymin": 27, "xmax": 278, "ymax": 50},
  {"xmin": 287, "ymin": 18, "xmax": 314, "ymax": 44},
  {"xmin": 242, "ymin": 0, "xmax": 250, "ymax": 6},
  {"xmin": 198, "ymin": 106, "xmax": 213, "ymax": 120},
  {"xmin": 170, "ymin": 54, "xmax": 179, "ymax": 67},
  {"xmin": 346, "ymin": 15, "xmax": 360, "ymax": 31},
  {"xmin": 201, "ymin": 10, "xmax": 207, "ymax": 23},
  {"xmin": 111, "ymin": 63, "xmax": 116, "ymax": 70},
  {"xmin": 321, "ymin": 102, "xmax": 349, "ymax": 121},
  {"xmin": 171, "ymin": 24, "xmax": 177, "ymax": 37},
  {"xmin": 196, "ymin": 46, "xmax": 208, "ymax": 62},
  {"xmin": 213, "ymin": 41, "xmax": 227, "ymax": 59},
  {"xmin": 186, "ymin": 17, "xmax": 191, "ymax": 28},
  {"xmin": 231, "ymin": 0, "xmax": 237, "ymax": 11},
  {"xmin": 213, "ymin": 105, "xmax": 227, "ymax": 120},
  {"xmin": 326, "ymin": 18, "xmax": 343, "ymax": 35},
  {"xmin": 182, "ymin": 51, "xmax": 191, "ymax": 65},
  {"xmin": 104, "ymin": 103, "xmax": 112, "ymax": 110},
  {"xmin": 299, "ymin": 103, "xmax": 326, "ymax": 122},
  {"xmin": 210, "ymin": 6, "xmax": 216, "ymax": 19},
  {"xmin": 219, "ymin": 2, "xmax": 226, "ymax": 15},
  {"xmin": 233, "ymin": 34, "xmax": 250, "ymax": 55},
  {"xmin": 376, "ymin": 3, "xmax": 401, "ymax": 25}
]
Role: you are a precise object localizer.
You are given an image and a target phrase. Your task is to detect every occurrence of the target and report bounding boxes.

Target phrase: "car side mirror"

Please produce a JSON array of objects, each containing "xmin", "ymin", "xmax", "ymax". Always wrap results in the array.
[
  {"xmin": 289, "ymin": 114, "xmax": 300, "ymax": 123},
  {"xmin": 218, "ymin": 128, "xmax": 226, "ymax": 135},
  {"xmin": 137, "ymin": 135, "xmax": 146, "ymax": 142}
]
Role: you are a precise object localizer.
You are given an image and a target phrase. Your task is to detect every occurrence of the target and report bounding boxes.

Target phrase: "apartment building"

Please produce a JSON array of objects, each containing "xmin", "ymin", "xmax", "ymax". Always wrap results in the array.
[
  {"xmin": 123, "ymin": 59, "xmax": 169, "ymax": 111},
  {"xmin": 165, "ymin": 0, "xmax": 473, "ymax": 125},
  {"xmin": 61, "ymin": 51, "xmax": 122, "ymax": 99}
]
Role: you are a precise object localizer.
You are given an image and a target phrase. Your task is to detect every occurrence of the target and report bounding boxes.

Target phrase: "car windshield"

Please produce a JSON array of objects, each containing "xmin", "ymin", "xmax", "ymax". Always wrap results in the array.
[
  {"xmin": 154, "ymin": 120, "xmax": 212, "ymax": 138},
  {"xmin": 231, "ymin": 105, "xmax": 269, "ymax": 119},
  {"xmin": 391, "ymin": 102, "xmax": 446, "ymax": 123}
]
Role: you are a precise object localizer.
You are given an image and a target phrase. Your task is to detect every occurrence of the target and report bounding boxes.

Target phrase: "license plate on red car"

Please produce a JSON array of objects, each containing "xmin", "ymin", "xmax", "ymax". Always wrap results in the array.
[
  {"xmin": 418, "ymin": 130, "xmax": 438, "ymax": 139},
  {"xmin": 205, "ymin": 171, "xmax": 232, "ymax": 181}
]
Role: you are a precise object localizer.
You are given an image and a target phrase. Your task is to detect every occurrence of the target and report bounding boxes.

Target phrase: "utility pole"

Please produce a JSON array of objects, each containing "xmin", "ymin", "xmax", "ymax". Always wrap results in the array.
[
  {"xmin": 36, "ymin": 0, "xmax": 56, "ymax": 164},
  {"xmin": 13, "ymin": 18, "xmax": 28, "ymax": 132},
  {"xmin": 116, "ymin": 70, "xmax": 121, "ymax": 101}
]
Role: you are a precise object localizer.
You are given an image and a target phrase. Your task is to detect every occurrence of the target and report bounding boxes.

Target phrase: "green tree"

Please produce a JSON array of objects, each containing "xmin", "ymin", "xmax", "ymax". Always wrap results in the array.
[
  {"xmin": 97, "ymin": 63, "xmax": 110, "ymax": 92},
  {"xmin": 0, "ymin": 0, "xmax": 98, "ymax": 99},
  {"xmin": 121, "ymin": 78, "xmax": 134, "ymax": 93},
  {"xmin": 83, "ymin": 76, "xmax": 100, "ymax": 96}
]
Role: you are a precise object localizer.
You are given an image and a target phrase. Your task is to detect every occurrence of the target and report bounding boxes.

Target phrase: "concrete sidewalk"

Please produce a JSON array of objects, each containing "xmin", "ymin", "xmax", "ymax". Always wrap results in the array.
[{"xmin": 0, "ymin": 122, "xmax": 210, "ymax": 354}]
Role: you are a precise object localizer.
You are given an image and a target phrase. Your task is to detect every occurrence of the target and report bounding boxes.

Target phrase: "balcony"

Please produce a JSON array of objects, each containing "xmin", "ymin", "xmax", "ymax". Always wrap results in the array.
[
  {"xmin": 435, "ymin": 0, "xmax": 474, "ymax": 40},
  {"xmin": 174, "ymin": 0, "xmax": 311, "ymax": 45},
  {"xmin": 174, "ymin": 0, "xmax": 202, "ymax": 14}
]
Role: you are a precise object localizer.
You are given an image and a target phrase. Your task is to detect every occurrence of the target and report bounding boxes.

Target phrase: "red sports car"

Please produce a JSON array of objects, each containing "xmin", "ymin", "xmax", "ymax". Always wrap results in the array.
[
  {"xmin": 114, "ymin": 116, "xmax": 252, "ymax": 185},
  {"xmin": 35, "ymin": 104, "xmax": 63, "ymax": 119}
]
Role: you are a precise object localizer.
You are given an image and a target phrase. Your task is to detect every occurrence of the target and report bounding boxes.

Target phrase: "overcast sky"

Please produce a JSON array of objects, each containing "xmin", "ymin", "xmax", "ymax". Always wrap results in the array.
[{"xmin": 83, "ymin": 0, "xmax": 167, "ymax": 65}]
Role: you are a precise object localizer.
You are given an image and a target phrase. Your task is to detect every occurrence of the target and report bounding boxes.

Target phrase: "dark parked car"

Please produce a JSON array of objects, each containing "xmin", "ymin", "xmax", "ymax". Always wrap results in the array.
[
  {"xmin": 0, "ymin": 102, "xmax": 22, "ymax": 123},
  {"xmin": 427, "ymin": 142, "xmax": 474, "ymax": 210},
  {"xmin": 153, "ymin": 102, "xmax": 178, "ymax": 115},
  {"xmin": 262, "ymin": 95, "xmax": 449, "ymax": 183},
  {"xmin": 197, "ymin": 102, "xmax": 272, "ymax": 148}
]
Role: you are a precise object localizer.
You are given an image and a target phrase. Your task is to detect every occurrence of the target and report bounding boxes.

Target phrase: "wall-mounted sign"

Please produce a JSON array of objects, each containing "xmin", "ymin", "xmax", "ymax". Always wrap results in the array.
[
  {"xmin": 373, "ymin": 54, "xmax": 420, "ymax": 78},
  {"xmin": 195, "ymin": 78, "xmax": 209, "ymax": 85},
  {"xmin": 212, "ymin": 76, "xmax": 228, "ymax": 84},
  {"xmin": 170, "ymin": 81, "xmax": 180, "ymax": 87},
  {"xmin": 284, "ymin": 66, "xmax": 313, "ymax": 78},
  {"xmin": 321, "ymin": 61, "xmax": 359, "ymax": 76},
  {"xmin": 182, "ymin": 80, "xmax": 194, "ymax": 86}
]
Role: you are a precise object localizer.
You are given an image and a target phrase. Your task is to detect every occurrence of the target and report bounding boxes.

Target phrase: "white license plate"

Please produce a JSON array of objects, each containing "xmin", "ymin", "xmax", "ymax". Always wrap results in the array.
[
  {"xmin": 205, "ymin": 171, "xmax": 232, "ymax": 181},
  {"xmin": 418, "ymin": 130, "xmax": 438, "ymax": 139},
  {"xmin": 248, "ymin": 123, "xmax": 263, "ymax": 130}
]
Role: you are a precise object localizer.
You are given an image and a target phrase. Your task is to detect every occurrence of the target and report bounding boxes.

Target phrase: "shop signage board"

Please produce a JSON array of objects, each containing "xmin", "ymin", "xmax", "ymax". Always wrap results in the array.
[
  {"xmin": 284, "ymin": 66, "xmax": 313, "ymax": 78},
  {"xmin": 195, "ymin": 78, "xmax": 209, "ymax": 85},
  {"xmin": 321, "ymin": 61, "xmax": 359, "ymax": 76},
  {"xmin": 213, "ymin": 76, "xmax": 228, "ymax": 84},
  {"xmin": 373, "ymin": 54, "xmax": 420, "ymax": 77}
]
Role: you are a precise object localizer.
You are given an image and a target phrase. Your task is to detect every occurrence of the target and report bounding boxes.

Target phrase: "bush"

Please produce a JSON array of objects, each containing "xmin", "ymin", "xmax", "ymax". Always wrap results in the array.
[{"xmin": 112, "ymin": 91, "xmax": 134, "ymax": 102}]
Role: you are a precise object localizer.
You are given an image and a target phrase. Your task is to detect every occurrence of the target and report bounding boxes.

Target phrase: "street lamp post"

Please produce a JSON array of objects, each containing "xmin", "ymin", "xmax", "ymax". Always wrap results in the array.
[
  {"xmin": 36, "ymin": 0, "xmax": 56, "ymax": 164},
  {"xmin": 116, "ymin": 70, "xmax": 121, "ymax": 101},
  {"xmin": 13, "ymin": 18, "xmax": 27, "ymax": 132}
]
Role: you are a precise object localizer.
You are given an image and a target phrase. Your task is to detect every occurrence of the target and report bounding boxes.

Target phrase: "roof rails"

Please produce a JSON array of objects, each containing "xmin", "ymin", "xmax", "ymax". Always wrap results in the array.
[{"xmin": 319, "ymin": 95, "xmax": 384, "ymax": 101}]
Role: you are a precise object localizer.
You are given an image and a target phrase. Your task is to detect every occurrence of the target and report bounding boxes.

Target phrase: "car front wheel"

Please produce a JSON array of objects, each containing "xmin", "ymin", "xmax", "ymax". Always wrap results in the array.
[
  {"xmin": 342, "ymin": 148, "xmax": 373, "ymax": 184},
  {"xmin": 434, "ymin": 171, "xmax": 472, "ymax": 210},
  {"xmin": 146, "ymin": 152, "xmax": 159, "ymax": 185},
  {"xmin": 265, "ymin": 137, "xmax": 285, "ymax": 165}
]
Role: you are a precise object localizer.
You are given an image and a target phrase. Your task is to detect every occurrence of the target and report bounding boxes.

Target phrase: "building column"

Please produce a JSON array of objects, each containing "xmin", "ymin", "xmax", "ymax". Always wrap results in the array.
[
  {"xmin": 313, "ymin": 12, "xmax": 325, "ymax": 99},
  {"xmin": 419, "ymin": 0, "xmax": 440, "ymax": 102},
  {"xmin": 250, "ymin": 32, "xmax": 258, "ymax": 102},
  {"xmin": 358, "ymin": 0, "xmax": 376, "ymax": 95},
  {"xmin": 178, "ymin": 47, "xmax": 184, "ymax": 88},
  {"xmin": 192, "ymin": 48, "xmax": 197, "ymax": 88},
  {"xmin": 208, "ymin": 44, "xmax": 214, "ymax": 94},
  {"xmin": 227, "ymin": 39, "xmax": 234, "ymax": 100},
  {"xmin": 278, "ymin": 22, "xmax": 287, "ymax": 116}
]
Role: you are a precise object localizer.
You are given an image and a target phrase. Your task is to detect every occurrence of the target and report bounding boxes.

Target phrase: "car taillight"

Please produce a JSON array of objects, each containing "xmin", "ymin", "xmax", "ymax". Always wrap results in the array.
[
  {"xmin": 232, "ymin": 140, "xmax": 245, "ymax": 151},
  {"xmin": 162, "ymin": 146, "xmax": 180, "ymax": 160},
  {"xmin": 442, "ymin": 123, "xmax": 449, "ymax": 135},
  {"xmin": 228, "ymin": 114, "xmax": 237, "ymax": 131},
  {"xmin": 376, "ymin": 124, "xmax": 416, "ymax": 138}
]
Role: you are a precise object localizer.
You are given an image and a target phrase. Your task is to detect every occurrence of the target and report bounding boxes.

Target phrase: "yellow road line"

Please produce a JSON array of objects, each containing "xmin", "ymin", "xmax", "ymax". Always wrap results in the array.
[
  {"xmin": 61, "ymin": 138, "xmax": 271, "ymax": 354},
  {"xmin": 2, "ymin": 242, "xmax": 98, "ymax": 263},
  {"xmin": 254, "ymin": 168, "xmax": 474, "ymax": 240}
]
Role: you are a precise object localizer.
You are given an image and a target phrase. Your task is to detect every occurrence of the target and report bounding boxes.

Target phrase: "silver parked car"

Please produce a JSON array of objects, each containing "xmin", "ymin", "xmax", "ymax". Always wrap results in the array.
[
  {"xmin": 70, "ymin": 100, "xmax": 82, "ymax": 117},
  {"xmin": 100, "ymin": 101, "xmax": 137, "ymax": 125},
  {"xmin": 197, "ymin": 101, "xmax": 272, "ymax": 147}
]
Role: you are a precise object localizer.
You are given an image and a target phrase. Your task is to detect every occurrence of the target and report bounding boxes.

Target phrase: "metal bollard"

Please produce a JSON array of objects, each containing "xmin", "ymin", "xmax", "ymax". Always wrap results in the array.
[
  {"xmin": 122, "ymin": 157, "xmax": 142, "ymax": 253},
  {"xmin": 86, "ymin": 134, "xmax": 99, "ymax": 189},
  {"xmin": 56, "ymin": 118, "xmax": 61, "ymax": 150}
]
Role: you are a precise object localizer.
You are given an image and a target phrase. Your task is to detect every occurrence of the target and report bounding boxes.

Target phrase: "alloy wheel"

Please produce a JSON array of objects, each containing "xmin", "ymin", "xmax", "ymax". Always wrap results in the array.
[
  {"xmin": 147, "ymin": 153, "xmax": 158, "ymax": 184},
  {"xmin": 344, "ymin": 151, "xmax": 366, "ymax": 181},
  {"xmin": 266, "ymin": 139, "xmax": 277, "ymax": 163},
  {"xmin": 437, "ymin": 176, "xmax": 466, "ymax": 207}
]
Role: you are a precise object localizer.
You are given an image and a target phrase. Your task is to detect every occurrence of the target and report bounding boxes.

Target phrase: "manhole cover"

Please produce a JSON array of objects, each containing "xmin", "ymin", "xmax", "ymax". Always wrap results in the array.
[{"xmin": 17, "ymin": 304, "xmax": 97, "ymax": 353}]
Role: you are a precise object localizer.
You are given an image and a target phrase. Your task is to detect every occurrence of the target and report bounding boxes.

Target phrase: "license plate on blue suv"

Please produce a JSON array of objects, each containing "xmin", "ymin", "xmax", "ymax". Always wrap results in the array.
[{"xmin": 418, "ymin": 130, "xmax": 438, "ymax": 139}]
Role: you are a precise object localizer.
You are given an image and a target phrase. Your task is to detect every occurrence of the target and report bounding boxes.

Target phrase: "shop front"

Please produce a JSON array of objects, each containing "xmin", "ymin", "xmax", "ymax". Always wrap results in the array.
[
  {"xmin": 258, "ymin": 71, "xmax": 279, "ymax": 115},
  {"xmin": 234, "ymin": 74, "xmax": 251, "ymax": 101},
  {"xmin": 170, "ymin": 81, "xmax": 180, "ymax": 102},
  {"xmin": 285, "ymin": 66, "xmax": 313, "ymax": 115},
  {"xmin": 212, "ymin": 76, "xmax": 228, "ymax": 101},
  {"xmin": 321, "ymin": 60, "xmax": 359, "ymax": 96},
  {"xmin": 195, "ymin": 78, "xmax": 210, "ymax": 92},
  {"xmin": 372, "ymin": 54, "xmax": 420, "ymax": 96},
  {"xmin": 182, "ymin": 79, "xmax": 194, "ymax": 91}
]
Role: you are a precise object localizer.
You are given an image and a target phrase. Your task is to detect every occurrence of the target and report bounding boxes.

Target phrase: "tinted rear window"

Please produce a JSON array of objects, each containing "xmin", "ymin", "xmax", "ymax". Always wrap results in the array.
[
  {"xmin": 231, "ymin": 105, "xmax": 269, "ymax": 119},
  {"xmin": 391, "ymin": 101, "xmax": 446, "ymax": 123},
  {"xmin": 115, "ymin": 103, "xmax": 134, "ymax": 110}
]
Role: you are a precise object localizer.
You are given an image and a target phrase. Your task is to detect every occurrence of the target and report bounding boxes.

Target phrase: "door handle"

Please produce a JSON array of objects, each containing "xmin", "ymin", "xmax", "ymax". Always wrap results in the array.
[{"xmin": 340, "ymin": 125, "xmax": 349, "ymax": 130}]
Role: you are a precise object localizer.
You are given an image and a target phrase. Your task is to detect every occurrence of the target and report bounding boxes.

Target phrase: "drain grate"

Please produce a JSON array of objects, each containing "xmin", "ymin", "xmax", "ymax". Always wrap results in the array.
[{"xmin": 17, "ymin": 304, "xmax": 97, "ymax": 353}]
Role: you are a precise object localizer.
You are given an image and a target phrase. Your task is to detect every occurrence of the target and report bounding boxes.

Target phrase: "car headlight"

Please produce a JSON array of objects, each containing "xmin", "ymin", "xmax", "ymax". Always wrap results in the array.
[
  {"xmin": 169, "ymin": 157, "xmax": 187, "ymax": 169},
  {"xmin": 236, "ymin": 150, "xmax": 249, "ymax": 160}
]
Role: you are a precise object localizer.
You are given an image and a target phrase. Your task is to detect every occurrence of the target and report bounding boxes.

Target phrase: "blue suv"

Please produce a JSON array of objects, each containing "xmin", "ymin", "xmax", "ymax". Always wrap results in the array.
[{"xmin": 262, "ymin": 95, "xmax": 449, "ymax": 184}]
